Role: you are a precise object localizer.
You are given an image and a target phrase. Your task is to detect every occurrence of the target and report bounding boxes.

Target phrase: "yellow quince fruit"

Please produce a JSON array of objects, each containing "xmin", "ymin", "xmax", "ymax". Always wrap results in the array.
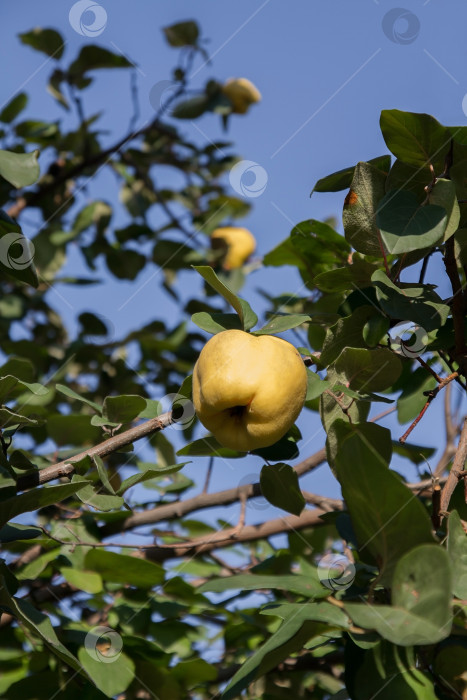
[
  {"xmin": 222, "ymin": 78, "xmax": 261, "ymax": 114},
  {"xmin": 192, "ymin": 329, "xmax": 307, "ymax": 452},
  {"xmin": 211, "ymin": 226, "xmax": 256, "ymax": 270}
]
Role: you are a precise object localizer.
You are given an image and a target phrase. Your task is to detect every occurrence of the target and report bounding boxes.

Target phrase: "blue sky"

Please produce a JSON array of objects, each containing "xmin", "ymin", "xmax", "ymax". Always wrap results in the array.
[{"xmin": 2, "ymin": 1, "xmax": 466, "ymax": 529}]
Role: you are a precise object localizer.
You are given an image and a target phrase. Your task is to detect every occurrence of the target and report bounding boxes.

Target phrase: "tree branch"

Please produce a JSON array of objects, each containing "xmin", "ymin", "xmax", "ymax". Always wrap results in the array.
[
  {"xmin": 144, "ymin": 507, "xmax": 338, "ymax": 563},
  {"xmin": 15, "ymin": 411, "xmax": 174, "ymax": 491},
  {"xmin": 6, "ymin": 118, "xmax": 178, "ymax": 220},
  {"xmin": 443, "ymin": 237, "xmax": 467, "ymax": 378},
  {"xmin": 440, "ymin": 416, "xmax": 467, "ymax": 519},
  {"xmin": 100, "ymin": 447, "xmax": 327, "ymax": 537}
]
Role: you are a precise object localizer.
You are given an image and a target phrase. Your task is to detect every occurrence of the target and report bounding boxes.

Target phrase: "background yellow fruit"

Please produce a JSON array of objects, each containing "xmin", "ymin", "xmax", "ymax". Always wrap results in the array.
[
  {"xmin": 222, "ymin": 78, "xmax": 261, "ymax": 114},
  {"xmin": 211, "ymin": 226, "xmax": 256, "ymax": 269},
  {"xmin": 192, "ymin": 329, "xmax": 308, "ymax": 452}
]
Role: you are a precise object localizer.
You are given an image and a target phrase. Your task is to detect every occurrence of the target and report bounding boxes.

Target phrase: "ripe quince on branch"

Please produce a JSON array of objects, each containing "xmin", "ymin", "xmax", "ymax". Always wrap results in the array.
[
  {"xmin": 211, "ymin": 226, "xmax": 256, "ymax": 269},
  {"xmin": 222, "ymin": 78, "xmax": 261, "ymax": 114},
  {"xmin": 192, "ymin": 329, "xmax": 307, "ymax": 452}
]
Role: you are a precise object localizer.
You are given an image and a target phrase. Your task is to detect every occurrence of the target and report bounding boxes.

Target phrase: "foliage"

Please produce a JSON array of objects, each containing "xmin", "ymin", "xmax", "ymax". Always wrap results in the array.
[{"xmin": 0, "ymin": 19, "xmax": 466, "ymax": 700}]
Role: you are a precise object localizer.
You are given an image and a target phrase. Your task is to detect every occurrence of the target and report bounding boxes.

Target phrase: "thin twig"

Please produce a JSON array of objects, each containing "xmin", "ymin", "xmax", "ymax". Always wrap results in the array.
[{"xmin": 439, "ymin": 417, "xmax": 467, "ymax": 520}]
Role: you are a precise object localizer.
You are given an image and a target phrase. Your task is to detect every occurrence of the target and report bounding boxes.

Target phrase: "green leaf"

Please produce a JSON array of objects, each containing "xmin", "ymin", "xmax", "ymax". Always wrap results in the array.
[
  {"xmin": 0, "ymin": 375, "xmax": 47, "ymax": 403},
  {"xmin": 163, "ymin": 20, "xmax": 199, "ymax": 47},
  {"xmin": 345, "ymin": 545, "xmax": 452, "ymax": 646},
  {"xmin": 85, "ymin": 549, "xmax": 165, "ymax": 588},
  {"xmin": 60, "ymin": 567, "xmax": 103, "ymax": 594},
  {"xmin": 429, "ymin": 178, "xmax": 460, "ymax": 241},
  {"xmin": 342, "ymin": 161, "xmax": 387, "ymax": 256},
  {"xmin": 102, "ymin": 395, "xmax": 147, "ymax": 424},
  {"xmin": 0, "ymin": 149, "xmax": 40, "ymax": 188},
  {"xmin": 18, "ymin": 28, "xmax": 64, "ymax": 58},
  {"xmin": 0, "ymin": 482, "xmax": 88, "ymax": 527},
  {"xmin": 106, "ymin": 247, "xmax": 146, "ymax": 280},
  {"xmin": 177, "ymin": 435, "xmax": 244, "ymax": 458},
  {"xmin": 0, "ymin": 584, "xmax": 84, "ymax": 673},
  {"xmin": 192, "ymin": 265, "xmax": 257, "ymax": 330},
  {"xmin": 326, "ymin": 420, "xmax": 392, "ymax": 476},
  {"xmin": 252, "ymin": 314, "xmax": 311, "ymax": 335},
  {"xmin": 0, "ymin": 92, "xmax": 28, "ymax": 123},
  {"xmin": 260, "ymin": 463, "xmax": 305, "ymax": 516},
  {"xmin": 320, "ymin": 306, "xmax": 385, "ymax": 367},
  {"xmin": 380, "ymin": 110, "xmax": 450, "ymax": 169},
  {"xmin": 224, "ymin": 613, "xmax": 345, "ymax": 700},
  {"xmin": 78, "ymin": 647, "xmax": 135, "ymax": 697},
  {"xmin": 314, "ymin": 257, "xmax": 379, "ymax": 292},
  {"xmin": 199, "ymin": 573, "xmax": 330, "ymax": 599},
  {"xmin": 191, "ymin": 311, "xmax": 243, "ymax": 335},
  {"xmin": 55, "ymin": 384, "xmax": 102, "ymax": 413},
  {"xmin": 447, "ymin": 510, "xmax": 467, "ymax": 599},
  {"xmin": 47, "ymin": 414, "xmax": 102, "ymax": 446},
  {"xmin": 311, "ymin": 155, "xmax": 391, "ymax": 194},
  {"xmin": 252, "ymin": 427, "xmax": 301, "ymax": 461},
  {"xmin": 335, "ymin": 347, "xmax": 402, "ymax": 392},
  {"xmin": 117, "ymin": 463, "xmax": 187, "ymax": 495},
  {"xmin": 376, "ymin": 190, "xmax": 447, "ymax": 254},
  {"xmin": 263, "ymin": 219, "xmax": 350, "ymax": 287},
  {"xmin": 72, "ymin": 477, "xmax": 124, "ymax": 512},
  {"xmin": 69, "ymin": 46, "xmax": 132, "ymax": 77},
  {"xmin": 0, "ymin": 522, "xmax": 42, "ymax": 542},
  {"xmin": 346, "ymin": 639, "xmax": 438, "ymax": 700},
  {"xmin": 172, "ymin": 95, "xmax": 210, "ymax": 120},
  {"xmin": 334, "ymin": 428, "xmax": 434, "ymax": 583},
  {"xmin": 372, "ymin": 269, "xmax": 450, "ymax": 331}
]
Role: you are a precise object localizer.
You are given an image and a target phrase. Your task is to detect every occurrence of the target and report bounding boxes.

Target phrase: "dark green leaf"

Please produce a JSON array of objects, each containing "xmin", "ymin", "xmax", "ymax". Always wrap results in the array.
[
  {"xmin": 311, "ymin": 155, "xmax": 391, "ymax": 194},
  {"xmin": 199, "ymin": 573, "xmax": 329, "ymax": 599},
  {"xmin": 260, "ymin": 463, "xmax": 305, "ymax": 516},
  {"xmin": 372, "ymin": 269, "xmax": 450, "ymax": 331},
  {"xmin": 447, "ymin": 510, "xmax": 467, "ymax": 599},
  {"xmin": 163, "ymin": 20, "xmax": 199, "ymax": 47},
  {"xmin": 47, "ymin": 414, "xmax": 102, "ymax": 446},
  {"xmin": 85, "ymin": 549, "xmax": 165, "ymax": 587},
  {"xmin": 0, "ymin": 93, "xmax": 28, "ymax": 123},
  {"xmin": 69, "ymin": 46, "xmax": 132, "ymax": 78},
  {"xmin": 0, "ymin": 482, "xmax": 88, "ymax": 528},
  {"xmin": 177, "ymin": 435, "xmax": 244, "ymax": 458},
  {"xmin": 102, "ymin": 395, "xmax": 147, "ymax": 424},
  {"xmin": 18, "ymin": 28, "xmax": 64, "ymax": 58},
  {"xmin": 380, "ymin": 109, "xmax": 450, "ymax": 169},
  {"xmin": 334, "ymin": 428, "xmax": 434, "ymax": 583}
]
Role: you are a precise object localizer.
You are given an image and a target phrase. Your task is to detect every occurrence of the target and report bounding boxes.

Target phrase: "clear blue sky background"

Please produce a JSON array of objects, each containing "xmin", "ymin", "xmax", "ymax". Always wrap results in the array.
[{"xmin": 2, "ymin": 1, "xmax": 466, "ymax": 533}]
